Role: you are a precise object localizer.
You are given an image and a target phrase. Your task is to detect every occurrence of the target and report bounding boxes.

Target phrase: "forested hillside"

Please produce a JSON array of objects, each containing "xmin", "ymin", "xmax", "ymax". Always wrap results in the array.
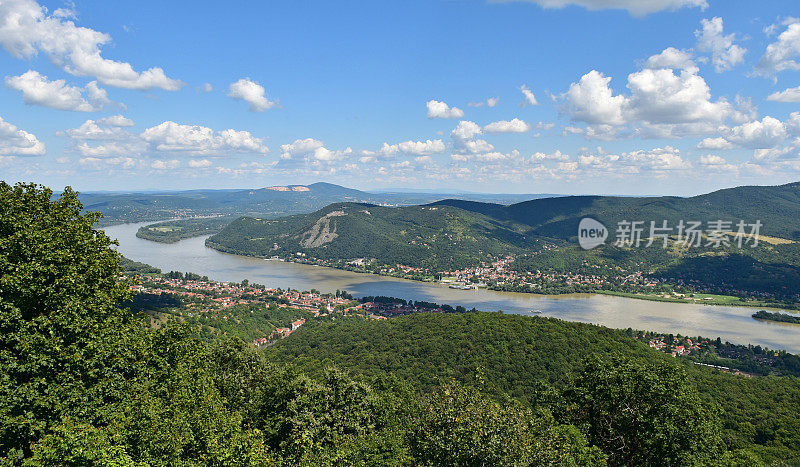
[
  {"xmin": 208, "ymin": 202, "xmax": 550, "ymax": 270},
  {"xmin": 267, "ymin": 313, "xmax": 800, "ymax": 463},
  {"xmin": 207, "ymin": 182, "xmax": 800, "ymax": 301},
  {"xmin": 434, "ymin": 181, "xmax": 800, "ymax": 240},
  {"xmin": 2, "ymin": 181, "xmax": 798, "ymax": 464},
  {"xmin": 81, "ymin": 182, "xmax": 555, "ymax": 226},
  {"xmin": 82, "ymin": 182, "xmax": 390, "ymax": 225}
]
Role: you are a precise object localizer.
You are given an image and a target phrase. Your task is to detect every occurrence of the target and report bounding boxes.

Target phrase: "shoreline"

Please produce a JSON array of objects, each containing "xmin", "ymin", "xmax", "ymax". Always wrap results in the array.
[
  {"xmin": 593, "ymin": 290, "xmax": 797, "ymax": 312},
  {"xmin": 203, "ymin": 239, "xmax": 798, "ymax": 312},
  {"xmin": 104, "ymin": 221, "xmax": 800, "ymax": 353}
]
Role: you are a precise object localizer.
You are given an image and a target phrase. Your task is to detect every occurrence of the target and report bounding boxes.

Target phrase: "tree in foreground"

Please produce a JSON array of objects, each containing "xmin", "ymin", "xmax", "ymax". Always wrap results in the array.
[
  {"xmin": 0, "ymin": 182, "xmax": 131, "ymax": 459},
  {"xmin": 563, "ymin": 356, "xmax": 724, "ymax": 466},
  {"xmin": 409, "ymin": 381, "xmax": 606, "ymax": 466},
  {"xmin": 0, "ymin": 182, "xmax": 750, "ymax": 465},
  {"xmin": 0, "ymin": 183, "xmax": 270, "ymax": 464}
]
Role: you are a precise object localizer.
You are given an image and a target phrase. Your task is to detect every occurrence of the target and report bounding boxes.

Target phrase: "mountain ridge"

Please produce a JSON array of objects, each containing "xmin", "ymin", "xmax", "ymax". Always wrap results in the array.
[
  {"xmin": 207, "ymin": 181, "xmax": 800, "ymax": 300},
  {"xmin": 80, "ymin": 182, "xmax": 560, "ymax": 226}
]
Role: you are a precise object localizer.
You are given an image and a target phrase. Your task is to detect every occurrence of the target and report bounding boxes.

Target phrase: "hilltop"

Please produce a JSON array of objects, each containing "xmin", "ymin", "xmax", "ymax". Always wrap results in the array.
[
  {"xmin": 207, "ymin": 182, "xmax": 800, "ymax": 301},
  {"xmin": 80, "ymin": 182, "xmax": 557, "ymax": 226},
  {"xmin": 432, "ymin": 181, "xmax": 800, "ymax": 240},
  {"xmin": 207, "ymin": 202, "xmax": 546, "ymax": 271},
  {"xmin": 82, "ymin": 182, "xmax": 390, "ymax": 225}
]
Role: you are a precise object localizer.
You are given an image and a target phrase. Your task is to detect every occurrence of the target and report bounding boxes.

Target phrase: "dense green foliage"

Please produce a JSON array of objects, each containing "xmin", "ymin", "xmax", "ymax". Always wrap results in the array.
[
  {"xmin": 266, "ymin": 313, "xmax": 800, "ymax": 463},
  {"xmin": 209, "ymin": 182, "xmax": 800, "ymax": 300},
  {"xmin": 120, "ymin": 291, "xmax": 182, "ymax": 313},
  {"xmin": 0, "ymin": 183, "xmax": 272, "ymax": 463},
  {"xmin": 182, "ymin": 301, "xmax": 311, "ymax": 342},
  {"xmin": 266, "ymin": 313, "xmax": 658, "ymax": 393},
  {"xmin": 407, "ymin": 382, "xmax": 606, "ymax": 466},
  {"xmin": 563, "ymin": 357, "xmax": 723, "ymax": 465},
  {"xmin": 135, "ymin": 217, "xmax": 234, "ymax": 243},
  {"xmin": 753, "ymin": 309, "xmax": 800, "ymax": 324},
  {"xmin": 3, "ymin": 181, "xmax": 800, "ymax": 464},
  {"xmin": 120, "ymin": 255, "xmax": 161, "ymax": 274},
  {"xmin": 0, "ymin": 182, "xmax": 134, "ymax": 456},
  {"xmin": 208, "ymin": 202, "xmax": 548, "ymax": 270}
]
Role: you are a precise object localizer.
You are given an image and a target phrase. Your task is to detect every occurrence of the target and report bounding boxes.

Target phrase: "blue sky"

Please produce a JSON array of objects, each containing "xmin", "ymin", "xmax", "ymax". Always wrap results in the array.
[{"xmin": 0, "ymin": 0, "xmax": 799, "ymax": 195}]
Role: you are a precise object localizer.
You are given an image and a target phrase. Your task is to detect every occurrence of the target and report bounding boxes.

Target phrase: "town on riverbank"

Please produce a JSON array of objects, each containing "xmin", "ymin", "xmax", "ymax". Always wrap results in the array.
[
  {"xmin": 245, "ymin": 252, "xmax": 799, "ymax": 311},
  {"xmin": 122, "ymin": 268, "xmax": 800, "ymax": 378}
]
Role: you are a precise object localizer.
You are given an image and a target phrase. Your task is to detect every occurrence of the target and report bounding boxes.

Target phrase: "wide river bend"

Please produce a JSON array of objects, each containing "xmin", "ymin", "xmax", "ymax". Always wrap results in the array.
[{"xmin": 104, "ymin": 222, "xmax": 800, "ymax": 353}]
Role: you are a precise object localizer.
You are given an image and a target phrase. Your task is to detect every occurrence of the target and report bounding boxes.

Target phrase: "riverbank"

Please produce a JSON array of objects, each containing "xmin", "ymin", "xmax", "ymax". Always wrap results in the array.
[
  {"xmin": 752, "ymin": 310, "xmax": 800, "ymax": 324},
  {"xmin": 135, "ymin": 217, "xmax": 232, "ymax": 243},
  {"xmin": 205, "ymin": 239, "xmax": 800, "ymax": 312},
  {"xmin": 595, "ymin": 290, "xmax": 798, "ymax": 311},
  {"xmin": 103, "ymin": 222, "xmax": 800, "ymax": 353}
]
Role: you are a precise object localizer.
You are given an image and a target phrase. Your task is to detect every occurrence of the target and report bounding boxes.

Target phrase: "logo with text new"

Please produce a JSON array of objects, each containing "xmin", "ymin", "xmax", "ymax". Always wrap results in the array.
[{"xmin": 578, "ymin": 218, "xmax": 607, "ymax": 250}]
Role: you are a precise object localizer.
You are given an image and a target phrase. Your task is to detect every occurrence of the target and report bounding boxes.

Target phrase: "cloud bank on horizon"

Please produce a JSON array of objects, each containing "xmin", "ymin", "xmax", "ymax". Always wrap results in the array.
[{"xmin": 0, "ymin": 0, "xmax": 799, "ymax": 195}]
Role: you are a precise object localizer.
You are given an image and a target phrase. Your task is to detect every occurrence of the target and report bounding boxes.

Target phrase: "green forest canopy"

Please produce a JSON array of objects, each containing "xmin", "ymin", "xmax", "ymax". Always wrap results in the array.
[{"xmin": 1, "ymin": 182, "xmax": 798, "ymax": 465}]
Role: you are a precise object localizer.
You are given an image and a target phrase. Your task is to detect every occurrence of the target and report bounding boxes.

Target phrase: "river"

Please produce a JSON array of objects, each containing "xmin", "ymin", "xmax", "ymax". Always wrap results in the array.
[{"xmin": 104, "ymin": 222, "xmax": 800, "ymax": 353}]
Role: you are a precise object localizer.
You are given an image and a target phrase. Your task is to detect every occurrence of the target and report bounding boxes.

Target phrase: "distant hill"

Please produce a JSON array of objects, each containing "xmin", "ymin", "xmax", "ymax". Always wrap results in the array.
[
  {"xmin": 207, "ymin": 182, "xmax": 800, "ymax": 298},
  {"xmin": 207, "ymin": 202, "xmax": 546, "ymax": 270},
  {"xmin": 210, "ymin": 182, "xmax": 800, "ymax": 261},
  {"xmin": 79, "ymin": 182, "xmax": 556, "ymax": 226},
  {"xmin": 433, "ymin": 182, "xmax": 800, "ymax": 240},
  {"xmin": 82, "ymin": 182, "xmax": 385, "ymax": 225}
]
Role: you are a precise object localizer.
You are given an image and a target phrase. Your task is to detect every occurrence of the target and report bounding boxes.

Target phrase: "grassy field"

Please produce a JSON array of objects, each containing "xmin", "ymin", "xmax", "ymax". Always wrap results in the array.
[{"xmin": 597, "ymin": 290, "xmax": 798, "ymax": 310}]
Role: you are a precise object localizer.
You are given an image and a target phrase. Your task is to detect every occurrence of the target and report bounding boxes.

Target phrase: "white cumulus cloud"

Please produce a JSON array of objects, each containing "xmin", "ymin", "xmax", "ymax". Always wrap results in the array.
[
  {"xmin": 519, "ymin": 85, "xmax": 538, "ymax": 106},
  {"xmin": 562, "ymin": 66, "xmax": 743, "ymax": 139},
  {"xmin": 703, "ymin": 116, "xmax": 790, "ymax": 150},
  {"xmin": 468, "ymin": 96, "xmax": 499, "ymax": 107},
  {"xmin": 5, "ymin": 70, "xmax": 111, "ymax": 111},
  {"xmin": 426, "ymin": 100, "xmax": 464, "ymax": 119},
  {"xmin": 379, "ymin": 139, "xmax": 446, "ymax": 157},
  {"xmin": 562, "ymin": 70, "xmax": 626, "ymax": 126},
  {"xmin": 695, "ymin": 17, "xmax": 746, "ymax": 73},
  {"xmin": 755, "ymin": 19, "xmax": 800, "ymax": 76},
  {"xmin": 280, "ymin": 138, "xmax": 324, "ymax": 158},
  {"xmin": 626, "ymin": 68, "xmax": 732, "ymax": 125},
  {"xmin": 623, "ymin": 146, "xmax": 690, "ymax": 170},
  {"xmin": 189, "ymin": 159, "xmax": 212, "ymax": 168},
  {"xmin": 142, "ymin": 121, "xmax": 270, "ymax": 154},
  {"xmin": 698, "ymin": 154, "xmax": 737, "ymax": 172},
  {"xmin": 279, "ymin": 138, "xmax": 351, "ymax": 162},
  {"xmin": 767, "ymin": 85, "xmax": 800, "ymax": 103},
  {"xmin": 97, "ymin": 115, "xmax": 134, "ymax": 127},
  {"xmin": 228, "ymin": 78, "xmax": 277, "ymax": 112},
  {"xmin": 532, "ymin": 150, "xmax": 570, "ymax": 161},
  {"xmin": 697, "ymin": 137, "xmax": 733, "ymax": 150},
  {"xmin": 451, "ymin": 120, "xmax": 483, "ymax": 141},
  {"xmin": 450, "ymin": 120, "xmax": 495, "ymax": 154},
  {"xmin": 151, "ymin": 159, "xmax": 180, "ymax": 170},
  {"xmin": 484, "ymin": 118, "xmax": 531, "ymax": 133},
  {"xmin": 62, "ymin": 118, "xmax": 271, "ymax": 159},
  {"xmin": 645, "ymin": 47, "xmax": 697, "ymax": 72},
  {"xmin": 0, "ymin": 115, "xmax": 45, "ymax": 155},
  {"xmin": 0, "ymin": 0, "xmax": 182, "ymax": 90}
]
